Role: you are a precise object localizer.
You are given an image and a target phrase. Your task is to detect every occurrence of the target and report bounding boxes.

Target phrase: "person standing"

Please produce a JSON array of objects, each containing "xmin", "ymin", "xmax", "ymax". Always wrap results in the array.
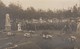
[
  {"xmin": 63, "ymin": 19, "xmax": 72, "ymax": 34},
  {"xmin": 70, "ymin": 20, "xmax": 77, "ymax": 32}
]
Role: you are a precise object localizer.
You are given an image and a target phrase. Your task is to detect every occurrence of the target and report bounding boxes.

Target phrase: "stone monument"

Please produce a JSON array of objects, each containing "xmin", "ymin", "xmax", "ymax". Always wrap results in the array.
[
  {"xmin": 5, "ymin": 13, "xmax": 11, "ymax": 31},
  {"xmin": 18, "ymin": 22, "xmax": 22, "ymax": 31}
]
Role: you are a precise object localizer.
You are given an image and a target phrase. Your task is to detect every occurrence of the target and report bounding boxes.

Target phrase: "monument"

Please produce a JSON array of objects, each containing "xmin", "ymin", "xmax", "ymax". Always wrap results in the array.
[
  {"xmin": 17, "ymin": 22, "xmax": 22, "ymax": 31},
  {"xmin": 5, "ymin": 13, "xmax": 11, "ymax": 31}
]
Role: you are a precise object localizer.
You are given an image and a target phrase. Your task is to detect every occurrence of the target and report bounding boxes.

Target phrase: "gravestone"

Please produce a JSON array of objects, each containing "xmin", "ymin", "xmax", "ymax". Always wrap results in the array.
[{"xmin": 18, "ymin": 22, "xmax": 22, "ymax": 31}]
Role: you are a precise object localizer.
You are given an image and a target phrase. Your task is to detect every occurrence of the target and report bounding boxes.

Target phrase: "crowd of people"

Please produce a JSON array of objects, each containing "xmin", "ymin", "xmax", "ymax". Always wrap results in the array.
[{"xmin": 62, "ymin": 18, "xmax": 79, "ymax": 34}]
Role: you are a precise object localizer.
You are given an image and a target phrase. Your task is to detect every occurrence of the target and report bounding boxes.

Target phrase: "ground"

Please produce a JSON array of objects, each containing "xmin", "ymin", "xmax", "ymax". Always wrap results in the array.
[{"xmin": 0, "ymin": 30, "xmax": 80, "ymax": 49}]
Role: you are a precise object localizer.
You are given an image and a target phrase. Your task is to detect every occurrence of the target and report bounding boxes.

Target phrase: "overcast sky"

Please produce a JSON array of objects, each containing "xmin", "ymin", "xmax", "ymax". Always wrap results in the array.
[{"xmin": 1, "ymin": 0, "xmax": 79, "ymax": 10}]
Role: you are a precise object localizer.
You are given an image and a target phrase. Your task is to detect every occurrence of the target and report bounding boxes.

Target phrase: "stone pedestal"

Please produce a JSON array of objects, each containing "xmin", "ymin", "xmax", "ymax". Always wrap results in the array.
[{"xmin": 5, "ymin": 26, "xmax": 11, "ymax": 31}]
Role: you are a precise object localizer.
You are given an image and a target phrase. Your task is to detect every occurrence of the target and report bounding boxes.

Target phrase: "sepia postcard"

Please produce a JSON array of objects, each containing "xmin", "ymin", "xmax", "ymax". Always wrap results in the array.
[{"xmin": 0, "ymin": 0, "xmax": 80, "ymax": 49}]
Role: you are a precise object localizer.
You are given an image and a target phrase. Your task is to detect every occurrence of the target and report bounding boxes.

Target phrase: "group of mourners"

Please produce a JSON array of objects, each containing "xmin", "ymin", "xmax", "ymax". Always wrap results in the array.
[{"xmin": 63, "ymin": 18, "xmax": 80, "ymax": 34}]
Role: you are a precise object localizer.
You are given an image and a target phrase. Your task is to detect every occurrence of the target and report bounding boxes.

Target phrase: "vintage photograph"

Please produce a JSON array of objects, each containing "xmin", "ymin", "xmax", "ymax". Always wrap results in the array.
[{"xmin": 0, "ymin": 0, "xmax": 80, "ymax": 49}]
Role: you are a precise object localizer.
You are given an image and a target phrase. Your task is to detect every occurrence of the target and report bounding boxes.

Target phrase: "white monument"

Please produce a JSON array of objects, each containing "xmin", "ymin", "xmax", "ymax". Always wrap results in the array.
[
  {"xmin": 18, "ymin": 22, "xmax": 22, "ymax": 31},
  {"xmin": 5, "ymin": 13, "xmax": 11, "ymax": 31}
]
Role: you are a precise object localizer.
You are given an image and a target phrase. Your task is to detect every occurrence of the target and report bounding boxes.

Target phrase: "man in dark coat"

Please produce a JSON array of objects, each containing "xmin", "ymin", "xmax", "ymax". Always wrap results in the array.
[{"xmin": 63, "ymin": 20, "xmax": 72, "ymax": 34}]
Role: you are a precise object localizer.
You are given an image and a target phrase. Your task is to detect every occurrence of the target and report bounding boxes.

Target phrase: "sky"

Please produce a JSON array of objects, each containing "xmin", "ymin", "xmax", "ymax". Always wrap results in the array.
[{"xmin": 1, "ymin": 0, "xmax": 79, "ymax": 10}]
